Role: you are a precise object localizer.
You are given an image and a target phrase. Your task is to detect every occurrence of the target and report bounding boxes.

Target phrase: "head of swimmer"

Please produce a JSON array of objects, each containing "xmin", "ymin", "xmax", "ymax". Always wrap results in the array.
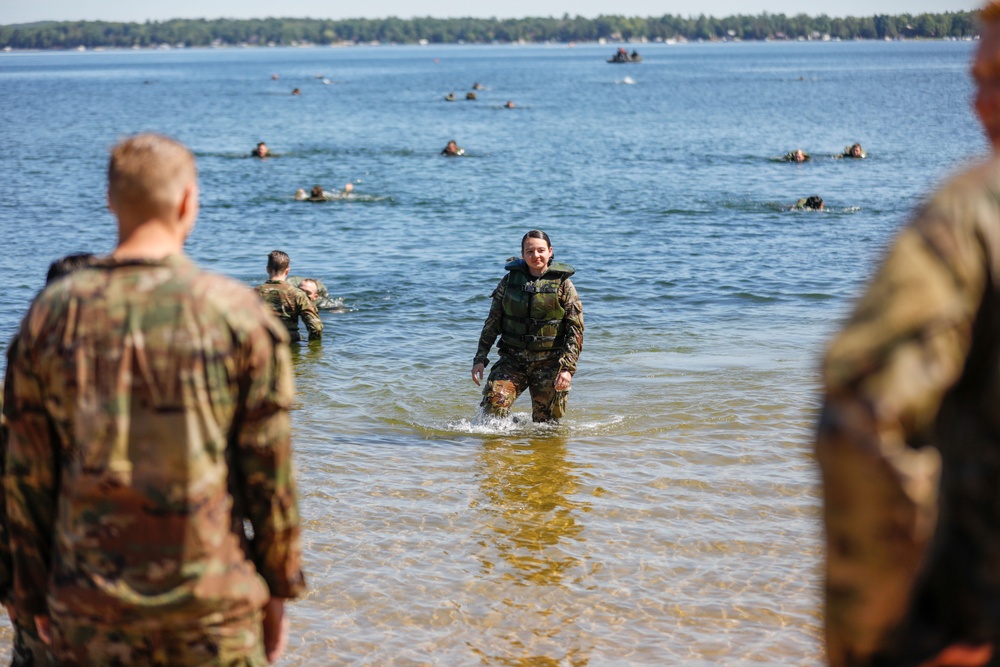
[
  {"xmin": 444, "ymin": 140, "xmax": 459, "ymax": 155},
  {"xmin": 310, "ymin": 185, "xmax": 324, "ymax": 199},
  {"xmin": 255, "ymin": 142, "xmax": 269, "ymax": 157},
  {"xmin": 848, "ymin": 143, "xmax": 863, "ymax": 158},
  {"xmin": 804, "ymin": 196, "xmax": 824, "ymax": 210},
  {"xmin": 299, "ymin": 279, "xmax": 319, "ymax": 302},
  {"xmin": 521, "ymin": 230, "xmax": 554, "ymax": 277},
  {"xmin": 792, "ymin": 149, "xmax": 807, "ymax": 162},
  {"xmin": 975, "ymin": 3, "xmax": 1000, "ymax": 149}
]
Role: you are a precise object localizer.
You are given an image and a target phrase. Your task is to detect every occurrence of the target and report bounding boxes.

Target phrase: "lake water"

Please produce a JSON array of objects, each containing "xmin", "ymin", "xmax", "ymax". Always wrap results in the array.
[{"xmin": 0, "ymin": 40, "xmax": 986, "ymax": 664}]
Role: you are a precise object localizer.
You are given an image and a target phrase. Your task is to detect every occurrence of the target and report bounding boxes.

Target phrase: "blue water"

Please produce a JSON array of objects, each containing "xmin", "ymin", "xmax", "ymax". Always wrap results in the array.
[{"xmin": 0, "ymin": 40, "xmax": 985, "ymax": 664}]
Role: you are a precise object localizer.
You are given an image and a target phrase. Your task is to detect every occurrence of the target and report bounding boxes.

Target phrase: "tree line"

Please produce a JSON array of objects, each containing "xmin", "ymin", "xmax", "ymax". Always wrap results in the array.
[{"xmin": 0, "ymin": 12, "xmax": 979, "ymax": 50}]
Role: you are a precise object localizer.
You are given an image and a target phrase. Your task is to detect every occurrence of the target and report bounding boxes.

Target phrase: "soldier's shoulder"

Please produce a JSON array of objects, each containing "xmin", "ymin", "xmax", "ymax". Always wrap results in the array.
[{"xmin": 927, "ymin": 159, "xmax": 1000, "ymax": 208}]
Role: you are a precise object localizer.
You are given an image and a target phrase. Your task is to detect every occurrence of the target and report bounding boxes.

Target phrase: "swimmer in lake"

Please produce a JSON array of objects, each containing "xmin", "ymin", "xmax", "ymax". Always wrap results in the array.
[
  {"xmin": 473, "ymin": 82, "xmax": 484, "ymax": 90},
  {"xmin": 505, "ymin": 100, "xmax": 516, "ymax": 108},
  {"xmin": 288, "ymin": 276, "xmax": 345, "ymax": 311},
  {"xmin": 793, "ymin": 195, "xmax": 825, "ymax": 211},
  {"xmin": 445, "ymin": 92, "xmax": 456, "ymax": 101},
  {"xmin": 466, "ymin": 92, "xmax": 477, "ymax": 100},
  {"xmin": 836, "ymin": 143, "xmax": 866, "ymax": 159},
  {"xmin": 441, "ymin": 140, "xmax": 465, "ymax": 157},
  {"xmin": 292, "ymin": 88, "xmax": 301, "ymax": 95},
  {"xmin": 783, "ymin": 149, "xmax": 811, "ymax": 162},
  {"xmin": 301, "ymin": 183, "xmax": 354, "ymax": 201},
  {"xmin": 251, "ymin": 142, "xmax": 270, "ymax": 158}
]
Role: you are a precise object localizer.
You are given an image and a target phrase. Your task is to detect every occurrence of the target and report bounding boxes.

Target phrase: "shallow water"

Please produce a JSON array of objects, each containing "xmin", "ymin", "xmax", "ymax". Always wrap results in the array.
[{"xmin": 0, "ymin": 40, "xmax": 984, "ymax": 664}]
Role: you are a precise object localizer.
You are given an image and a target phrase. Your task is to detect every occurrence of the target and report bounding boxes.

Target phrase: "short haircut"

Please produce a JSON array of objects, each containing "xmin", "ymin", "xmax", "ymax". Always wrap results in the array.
[
  {"xmin": 299, "ymin": 278, "xmax": 317, "ymax": 291},
  {"xmin": 46, "ymin": 253, "xmax": 96, "ymax": 285},
  {"xmin": 267, "ymin": 250, "xmax": 290, "ymax": 274},
  {"xmin": 108, "ymin": 133, "xmax": 196, "ymax": 216}
]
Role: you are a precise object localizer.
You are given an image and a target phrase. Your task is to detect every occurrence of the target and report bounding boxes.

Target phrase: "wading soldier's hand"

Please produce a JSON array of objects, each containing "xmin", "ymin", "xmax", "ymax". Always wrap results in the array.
[
  {"xmin": 554, "ymin": 371, "xmax": 571, "ymax": 392},
  {"xmin": 472, "ymin": 363, "xmax": 485, "ymax": 386}
]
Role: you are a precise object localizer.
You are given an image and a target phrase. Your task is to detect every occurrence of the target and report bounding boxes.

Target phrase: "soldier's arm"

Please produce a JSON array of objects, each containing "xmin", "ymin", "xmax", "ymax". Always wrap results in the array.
[
  {"xmin": 4, "ymin": 336, "xmax": 58, "ymax": 620},
  {"xmin": 474, "ymin": 275, "xmax": 507, "ymax": 367},
  {"xmin": 298, "ymin": 294, "xmax": 322, "ymax": 341},
  {"xmin": 232, "ymin": 320, "xmax": 305, "ymax": 600},
  {"xmin": 558, "ymin": 279, "xmax": 584, "ymax": 375},
  {"xmin": 817, "ymin": 211, "xmax": 989, "ymax": 666}
]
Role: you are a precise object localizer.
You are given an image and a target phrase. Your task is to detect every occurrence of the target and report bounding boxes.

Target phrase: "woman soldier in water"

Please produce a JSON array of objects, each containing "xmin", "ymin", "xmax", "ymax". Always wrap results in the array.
[{"xmin": 471, "ymin": 230, "xmax": 584, "ymax": 422}]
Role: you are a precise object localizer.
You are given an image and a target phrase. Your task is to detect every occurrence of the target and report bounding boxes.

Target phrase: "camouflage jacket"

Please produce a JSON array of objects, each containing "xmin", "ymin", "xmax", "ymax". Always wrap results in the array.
[
  {"xmin": 254, "ymin": 279, "xmax": 322, "ymax": 342},
  {"xmin": 474, "ymin": 267, "xmax": 583, "ymax": 374},
  {"xmin": 2, "ymin": 254, "xmax": 305, "ymax": 628},
  {"xmin": 817, "ymin": 158, "xmax": 1000, "ymax": 666}
]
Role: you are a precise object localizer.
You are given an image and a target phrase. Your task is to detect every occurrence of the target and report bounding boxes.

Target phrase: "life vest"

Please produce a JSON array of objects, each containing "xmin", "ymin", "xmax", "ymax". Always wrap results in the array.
[{"xmin": 500, "ymin": 259, "xmax": 575, "ymax": 352}]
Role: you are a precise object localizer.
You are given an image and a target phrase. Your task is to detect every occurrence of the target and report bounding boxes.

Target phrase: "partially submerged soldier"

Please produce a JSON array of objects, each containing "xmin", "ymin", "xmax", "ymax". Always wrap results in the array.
[
  {"xmin": 782, "ymin": 149, "xmax": 810, "ymax": 162},
  {"xmin": 2, "ymin": 133, "xmax": 305, "ymax": 665},
  {"xmin": 816, "ymin": 6, "xmax": 1000, "ymax": 665},
  {"xmin": 287, "ymin": 275, "xmax": 344, "ymax": 311},
  {"xmin": 300, "ymin": 184, "xmax": 353, "ymax": 201},
  {"xmin": 793, "ymin": 195, "xmax": 824, "ymax": 211},
  {"xmin": 255, "ymin": 249, "xmax": 323, "ymax": 342},
  {"xmin": 836, "ymin": 142, "xmax": 866, "ymax": 159},
  {"xmin": 471, "ymin": 230, "xmax": 584, "ymax": 422},
  {"xmin": 441, "ymin": 140, "xmax": 465, "ymax": 157},
  {"xmin": 251, "ymin": 141, "xmax": 270, "ymax": 158}
]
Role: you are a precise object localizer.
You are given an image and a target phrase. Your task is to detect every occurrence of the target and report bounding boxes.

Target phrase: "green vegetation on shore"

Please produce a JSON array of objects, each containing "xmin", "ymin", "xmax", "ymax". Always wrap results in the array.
[{"xmin": 0, "ymin": 12, "xmax": 978, "ymax": 50}]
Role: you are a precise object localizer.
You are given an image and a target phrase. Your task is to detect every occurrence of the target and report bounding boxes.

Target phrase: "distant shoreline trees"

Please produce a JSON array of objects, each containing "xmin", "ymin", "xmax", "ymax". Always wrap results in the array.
[{"xmin": 0, "ymin": 12, "xmax": 979, "ymax": 51}]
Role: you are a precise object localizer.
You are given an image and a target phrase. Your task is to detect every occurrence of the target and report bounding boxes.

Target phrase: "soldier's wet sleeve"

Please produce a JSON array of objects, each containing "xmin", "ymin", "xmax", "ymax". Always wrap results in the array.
[
  {"xmin": 474, "ymin": 275, "xmax": 507, "ymax": 368},
  {"xmin": 298, "ymin": 293, "xmax": 323, "ymax": 341},
  {"xmin": 817, "ymin": 211, "xmax": 988, "ymax": 667},
  {"xmin": 558, "ymin": 279, "xmax": 584, "ymax": 375},
  {"xmin": 3, "ymin": 336, "xmax": 57, "ymax": 618},
  {"xmin": 233, "ymin": 321, "xmax": 305, "ymax": 599}
]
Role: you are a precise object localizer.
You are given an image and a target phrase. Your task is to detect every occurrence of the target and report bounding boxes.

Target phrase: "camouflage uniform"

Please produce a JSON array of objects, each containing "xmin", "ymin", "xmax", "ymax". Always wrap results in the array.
[
  {"xmin": 475, "ymin": 259, "xmax": 583, "ymax": 422},
  {"xmin": 254, "ymin": 279, "xmax": 322, "ymax": 342},
  {"xmin": 0, "ymin": 363, "xmax": 52, "ymax": 667},
  {"xmin": 817, "ymin": 158, "xmax": 1000, "ymax": 666},
  {"xmin": 2, "ymin": 254, "xmax": 306, "ymax": 666}
]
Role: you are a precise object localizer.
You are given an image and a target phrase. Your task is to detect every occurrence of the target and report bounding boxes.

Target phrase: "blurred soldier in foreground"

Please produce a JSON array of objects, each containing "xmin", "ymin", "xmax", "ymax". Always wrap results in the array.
[
  {"xmin": 2, "ymin": 133, "xmax": 305, "ymax": 665},
  {"xmin": 255, "ymin": 250, "xmax": 323, "ymax": 342},
  {"xmin": 0, "ymin": 253, "xmax": 96, "ymax": 666},
  {"xmin": 817, "ymin": 6, "xmax": 1000, "ymax": 666}
]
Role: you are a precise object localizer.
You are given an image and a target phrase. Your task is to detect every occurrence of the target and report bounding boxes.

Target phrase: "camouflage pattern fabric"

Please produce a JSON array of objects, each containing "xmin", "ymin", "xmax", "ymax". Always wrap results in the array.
[
  {"xmin": 481, "ymin": 354, "xmax": 569, "ymax": 422},
  {"xmin": 1, "ymin": 364, "xmax": 53, "ymax": 666},
  {"xmin": 2, "ymin": 254, "xmax": 305, "ymax": 663},
  {"xmin": 475, "ymin": 269, "xmax": 583, "ymax": 422},
  {"xmin": 254, "ymin": 279, "xmax": 322, "ymax": 341},
  {"xmin": 817, "ymin": 158, "xmax": 1000, "ymax": 666},
  {"xmin": 51, "ymin": 611, "xmax": 266, "ymax": 666}
]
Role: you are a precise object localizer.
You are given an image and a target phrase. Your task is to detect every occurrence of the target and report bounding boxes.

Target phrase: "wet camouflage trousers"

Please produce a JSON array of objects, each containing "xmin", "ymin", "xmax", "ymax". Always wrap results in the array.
[
  {"xmin": 480, "ymin": 354, "xmax": 568, "ymax": 422},
  {"xmin": 48, "ymin": 612, "xmax": 267, "ymax": 667}
]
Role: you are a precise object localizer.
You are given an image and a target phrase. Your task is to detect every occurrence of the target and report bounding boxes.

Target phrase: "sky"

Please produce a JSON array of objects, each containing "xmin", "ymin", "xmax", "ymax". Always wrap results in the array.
[{"xmin": 0, "ymin": 0, "xmax": 981, "ymax": 25}]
